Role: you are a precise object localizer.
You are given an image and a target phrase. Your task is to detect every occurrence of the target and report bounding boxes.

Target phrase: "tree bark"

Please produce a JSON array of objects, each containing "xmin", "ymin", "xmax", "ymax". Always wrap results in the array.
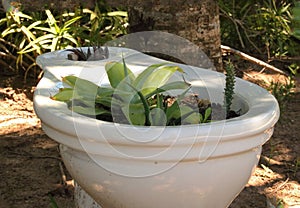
[{"xmin": 126, "ymin": 0, "xmax": 222, "ymax": 71}]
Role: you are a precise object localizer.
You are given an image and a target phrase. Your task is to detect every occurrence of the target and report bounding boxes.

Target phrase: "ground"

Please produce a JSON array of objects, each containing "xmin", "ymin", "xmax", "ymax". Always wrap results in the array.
[{"xmin": 0, "ymin": 67, "xmax": 299, "ymax": 208}]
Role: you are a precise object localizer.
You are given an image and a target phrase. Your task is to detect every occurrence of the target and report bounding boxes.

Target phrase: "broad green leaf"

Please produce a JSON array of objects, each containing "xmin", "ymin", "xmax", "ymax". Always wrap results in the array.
[
  {"xmin": 121, "ymin": 103, "xmax": 145, "ymax": 125},
  {"xmin": 105, "ymin": 61, "xmax": 135, "ymax": 88},
  {"xmin": 180, "ymin": 106, "xmax": 200, "ymax": 124},
  {"xmin": 150, "ymin": 108, "xmax": 167, "ymax": 126},
  {"xmin": 202, "ymin": 107, "xmax": 212, "ymax": 123},
  {"xmin": 62, "ymin": 75, "xmax": 100, "ymax": 97},
  {"xmin": 97, "ymin": 87, "xmax": 114, "ymax": 97},
  {"xmin": 133, "ymin": 63, "xmax": 166, "ymax": 90},
  {"xmin": 165, "ymin": 97, "xmax": 201, "ymax": 125},
  {"xmin": 64, "ymin": 91, "xmax": 97, "ymax": 103},
  {"xmin": 62, "ymin": 75, "xmax": 77, "ymax": 87},
  {"xmin": 168, "ymin": 105, "xmax": 199, "ymax": 125},
  {"xmin": 51, "ymin": 88, "xmax": 73, "ymax": 101},
  {"xmin": 95, "ymin": 87, "xmax": 115, "ymax": 107},
  {"xmin": 71, "ymin": 106, "xmax": 109, "ymax": 116},
  {"xmin": 125, "ymin": 83, "xmax": 151, "ymax": 125},
  {"xmin": 140, "ymin": 65, "xmax": 184, "ymax": 96},
  {"xmin": 72, "ymin": 79, "xmax": 99, "ymax": 95}
]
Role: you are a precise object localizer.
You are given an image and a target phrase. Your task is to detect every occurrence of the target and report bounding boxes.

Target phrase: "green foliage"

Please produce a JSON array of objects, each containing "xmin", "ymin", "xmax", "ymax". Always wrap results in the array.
[
  {"xmin": 0, "ymin": 10, "xmax": 40, "ymax": 73},
  {"xmin": 254, "ymin": 0, "xmax": 293, "ymax": 56},
  {"xmin": 292, "ymin": 1, "xmax": 300, "ymax": 39},
  {"xmin": 80, "ymin": 3, "xmax": 128, "ymax": 45},
  {"xmin": 18, "ymin": 9, "xmax": 82, "ymax": 54},
  {"xmin": 49, "ymin": 194, "xmax": 59, "ymax": 208},
  {"xmin": 292, "ymin": 157, "xmax": 300, "ymax": 177},
  {"xmin": 288, "ymin": 62, "xmax": 299, "ymax": 75},
  {"xmin": 269, "ymin": 76, "xmax": 295, "ymax": 110},
  {"xmin": 219, "ymin": 0, "xmax": 300, "ymax": 61},
  {"xmin": 0, "ymin": 4, "xmax": 128, "ymax": 79},
  {"xmin": 52, "ymin": 59, "xmax": 217, "ymax": 126}
]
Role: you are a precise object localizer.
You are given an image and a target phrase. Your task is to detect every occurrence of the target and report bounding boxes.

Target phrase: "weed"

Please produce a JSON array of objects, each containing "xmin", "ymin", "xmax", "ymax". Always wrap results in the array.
[
  {"xmin": 269, "ymin": 76, "xmax": 295, "ymax": 110},
  {"xmin": 49, "ymin": 194, "xmax": 59, "ymax": 208},
  {"xmin": 288, "ymin": 63, "xmax": 299, "ymax": 75},
  {"xmin": 219, "ymin": 0, "xmax": 300, "ymax": 70}
]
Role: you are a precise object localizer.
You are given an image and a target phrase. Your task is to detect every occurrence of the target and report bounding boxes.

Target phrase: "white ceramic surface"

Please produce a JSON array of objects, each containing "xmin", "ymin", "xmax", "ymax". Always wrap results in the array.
[{"xmin": 34, "ymin": 47, "xmax": 280, "ymax": 208}]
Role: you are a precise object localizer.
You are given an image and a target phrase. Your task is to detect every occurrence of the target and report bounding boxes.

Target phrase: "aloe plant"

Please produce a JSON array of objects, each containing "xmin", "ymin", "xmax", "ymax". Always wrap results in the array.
[{"xmin": 51, "ymin": 59, "xmax": 213, "ymax": 126}]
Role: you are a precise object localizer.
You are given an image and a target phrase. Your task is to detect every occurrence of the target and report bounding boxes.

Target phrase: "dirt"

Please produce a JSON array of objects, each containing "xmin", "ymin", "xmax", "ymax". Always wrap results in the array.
[{"xmin": 0, "ymin": 68, "xmax": 299, "ymax": 208}]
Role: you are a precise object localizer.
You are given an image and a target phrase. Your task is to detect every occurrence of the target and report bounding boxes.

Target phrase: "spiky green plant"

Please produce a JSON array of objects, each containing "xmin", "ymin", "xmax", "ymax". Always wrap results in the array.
[
  {"xmin": 223, "ymin": 61, "xmax": 236, "ymax": 117},
  {"xmin": 66, "ymin": 46, "xmax": 109, "ymax": 61}
]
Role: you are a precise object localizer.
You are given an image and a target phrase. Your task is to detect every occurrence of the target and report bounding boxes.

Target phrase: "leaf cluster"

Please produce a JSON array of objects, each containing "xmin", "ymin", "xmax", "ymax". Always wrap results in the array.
[
  {"xmin": 0, "ymin": 4, "xmax": 128, "ymax": 79},
  {"xmin": 269, "ymin": 76, "xmax": 295, "ymax": 110},
  {"xmin": 219, "ymin": 0, "xmax": 300, "ymax": 61},
  {"xmin": 52, "ymin": 60, "xmax": 213, "ymax": 126},
  {"xmin": 66, "ymin": 46, "xmax": 109, "ymax": 61},
  {"xmin": 292, "ymin": 1, "xmax": 300, "ymax": 40}
]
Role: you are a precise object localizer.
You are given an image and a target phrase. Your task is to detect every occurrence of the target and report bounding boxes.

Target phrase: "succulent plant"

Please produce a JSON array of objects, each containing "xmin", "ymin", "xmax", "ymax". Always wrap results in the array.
[
  {"xmin": 51, "ymin": 58, "xmax": 219, "ymax": 125},
  {"xmin": 224, "ymin": 60, "xmax": 236, "ymax": 117},
  {"xmin": 52, "ymin": 50, "xmax": 239, "ymax": 125},
  {"xmin": 67, "ymin": 46, "xmax": 109, "ymax": 61}
]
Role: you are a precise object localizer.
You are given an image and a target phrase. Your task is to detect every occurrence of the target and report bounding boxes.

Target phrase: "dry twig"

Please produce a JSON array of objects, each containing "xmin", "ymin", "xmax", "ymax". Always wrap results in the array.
[{"xmin": 221, "ymin": 45, "xmax": 288, "ymax": 76}]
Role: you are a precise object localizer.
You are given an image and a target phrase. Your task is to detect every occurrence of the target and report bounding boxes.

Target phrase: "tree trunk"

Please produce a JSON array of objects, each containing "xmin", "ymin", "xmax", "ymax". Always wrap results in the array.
[{"xmin": 126, "ymin": 0, "xmax": 222, "ymax": 71}]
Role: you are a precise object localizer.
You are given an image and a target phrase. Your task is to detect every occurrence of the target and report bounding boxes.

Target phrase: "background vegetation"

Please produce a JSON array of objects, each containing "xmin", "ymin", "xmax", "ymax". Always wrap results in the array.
[
  {"xmin": 219, "ymin": 0, "xmax": 300, "ymax": 74},
  {"xmin": 0, "ymin": 2, "xmax": 128, "ymax": 79},
  {"xmin": 0, "ymin": 0, "xmax": 299, "ymax": 80}
]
